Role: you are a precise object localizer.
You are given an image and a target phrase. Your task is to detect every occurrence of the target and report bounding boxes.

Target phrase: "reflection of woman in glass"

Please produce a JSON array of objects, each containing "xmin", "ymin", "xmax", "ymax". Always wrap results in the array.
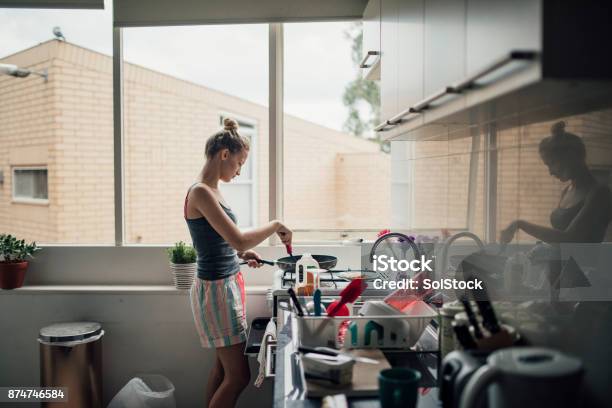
[{"xmin": 501, "ymin": 121, "xmax": 611, "ymax": 244}]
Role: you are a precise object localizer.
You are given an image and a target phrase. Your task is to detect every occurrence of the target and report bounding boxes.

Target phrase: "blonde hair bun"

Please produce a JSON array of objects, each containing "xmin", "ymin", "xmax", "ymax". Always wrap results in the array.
[{"xmin": 223, "ymin": 117, "xmax": 239, "ymax": 131}]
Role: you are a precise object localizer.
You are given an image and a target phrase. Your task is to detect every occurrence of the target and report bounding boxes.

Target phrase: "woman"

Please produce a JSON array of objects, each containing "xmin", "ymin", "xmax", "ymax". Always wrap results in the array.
[
  {"xmin": 184, "ymin": 118, "xmax": 292, "ymax": 408},
  {"xmin": 500, "ymin": 121, "xmax": 611, "ymax": 244}
]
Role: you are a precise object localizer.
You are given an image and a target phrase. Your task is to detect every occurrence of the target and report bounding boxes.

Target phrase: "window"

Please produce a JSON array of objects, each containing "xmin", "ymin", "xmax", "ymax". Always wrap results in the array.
[
  {"xmin": 283, "ymin": 22, "xmax": 388, "ymax": 242},
  {"xmin": 12, "ymin": 167, "xmax": 48, "ymax": 203},
  {"xmin": 122, "ymin": 24, "xmax": 268, "ymax": 244},
  {"xmin": 0, "ymin": 1, "xmax": 114, "ymax": 244},
  {"xmin": 218, "ymin": 114, "xmax": 258, "ymax": 228}
]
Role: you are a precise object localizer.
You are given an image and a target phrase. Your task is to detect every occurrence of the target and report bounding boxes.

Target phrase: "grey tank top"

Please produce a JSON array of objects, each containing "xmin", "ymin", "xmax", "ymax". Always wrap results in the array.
[{"xmin": 184, "ymin": 184, "xmax": 240, "ymax": 280}]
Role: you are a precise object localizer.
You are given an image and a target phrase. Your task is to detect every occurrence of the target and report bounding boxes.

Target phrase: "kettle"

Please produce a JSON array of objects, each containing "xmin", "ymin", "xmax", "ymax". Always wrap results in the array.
[
  {"xmin": 439, "ymin": 350, "xmax": 489, "ymax": 408},
  {"xmin": 459, "ymin": 347, "xmax": 583, "ymax": 408}
]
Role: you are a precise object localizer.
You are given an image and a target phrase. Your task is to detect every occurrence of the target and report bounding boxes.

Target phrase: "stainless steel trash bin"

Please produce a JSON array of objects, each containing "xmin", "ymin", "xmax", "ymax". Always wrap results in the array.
[{"xmin": 39, "ymin": 322, "xmax": 104, "ymax": 408}]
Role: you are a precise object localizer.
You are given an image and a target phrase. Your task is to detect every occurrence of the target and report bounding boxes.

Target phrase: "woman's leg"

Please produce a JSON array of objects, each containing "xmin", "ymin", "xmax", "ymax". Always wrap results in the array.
[
  {"xmin": 209, "ymin": 342, "xmax": 250, "ymax": 408},
  {"xmin": 205, "ymin": 353, "xmax": 224, "ymax": 407}
]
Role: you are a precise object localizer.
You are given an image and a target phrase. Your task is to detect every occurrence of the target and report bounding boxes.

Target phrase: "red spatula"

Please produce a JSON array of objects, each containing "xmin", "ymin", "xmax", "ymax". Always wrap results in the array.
[{"xmin": 327, "ymin": 278, "xmax": 367, "ymax": 317}]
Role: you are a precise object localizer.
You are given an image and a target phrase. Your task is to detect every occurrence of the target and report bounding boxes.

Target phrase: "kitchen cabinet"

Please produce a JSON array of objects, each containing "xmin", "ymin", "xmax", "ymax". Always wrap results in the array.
[
  {"xmin": 466, "ymin": 0, "xmax": 541, "ymax": 83},
  {"xmin": 378, "ymin": 0, "xmax": 425, "ymax": 137},
  {"xmin": 380, "ymin": 0, "xmax": 398, "ymax": 126},
  {"xmin": 361, "ymin": 0, "xmax": 381, "ymax": 80},
  {"xmin": 397, "ymin": 0, "xmax": 424, "ymax": 116},
  {"xmin": 373, "ymin": 0, "xmax": 612, "ymax": 142},
  {"xmin": 423, "ymin": 0, "xmax": 465, "ymax": 97}
]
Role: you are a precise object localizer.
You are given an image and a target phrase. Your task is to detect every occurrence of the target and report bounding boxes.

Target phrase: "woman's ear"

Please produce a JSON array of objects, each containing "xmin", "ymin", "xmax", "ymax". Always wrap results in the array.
[{"xmin": 220, "ymin": 148, "xmax": 230, "ymax": 160}]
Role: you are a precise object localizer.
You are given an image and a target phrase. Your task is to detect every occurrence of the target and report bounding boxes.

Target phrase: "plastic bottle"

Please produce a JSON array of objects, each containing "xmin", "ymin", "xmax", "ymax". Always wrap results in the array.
[{"xmin": 295, "ymin": 253, "xmax": 320, "ymax": 293}]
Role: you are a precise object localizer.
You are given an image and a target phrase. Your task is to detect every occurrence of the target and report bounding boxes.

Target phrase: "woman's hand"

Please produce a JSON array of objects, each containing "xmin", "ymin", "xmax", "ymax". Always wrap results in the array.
[
  {"xmin": 500, "ymin": 220, "xmax": 521, "ymax": 244},
  {"xmin": 276, "ymin": 222, "xmax": 293, "ymax": 247},
  {"xmin": 240, "ymin": 250, "xmax": 263, "ymax": 268}
]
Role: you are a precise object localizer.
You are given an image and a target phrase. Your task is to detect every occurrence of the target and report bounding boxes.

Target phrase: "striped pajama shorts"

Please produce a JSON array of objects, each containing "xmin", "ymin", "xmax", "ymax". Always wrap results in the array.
[{"xmin": 189, "ymin": 271, "xmax": 248, "ymax": 348}]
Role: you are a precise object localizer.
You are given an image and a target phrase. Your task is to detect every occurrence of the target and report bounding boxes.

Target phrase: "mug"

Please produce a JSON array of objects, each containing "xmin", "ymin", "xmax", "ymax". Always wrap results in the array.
[{"xmin": 378, "ymin": 368, "xmax": 421, "ymax": 408}]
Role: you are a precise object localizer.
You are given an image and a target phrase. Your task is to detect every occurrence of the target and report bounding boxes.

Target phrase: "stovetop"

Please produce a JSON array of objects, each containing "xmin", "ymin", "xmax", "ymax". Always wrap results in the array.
[
  {"xmin": 272, "ymin": 268, "xmax": 389, "ymax": 297},
  {"xmin": 279, "ymin": 268, "xmax": 357, "ymax": 289}
]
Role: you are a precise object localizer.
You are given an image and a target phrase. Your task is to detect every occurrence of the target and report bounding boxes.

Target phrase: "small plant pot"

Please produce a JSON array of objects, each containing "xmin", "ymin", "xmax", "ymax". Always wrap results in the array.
[
  {"xmin": 0, "ymin": 261, "xmax": 29, "ymax": 290},
  {"xmin": 169, "ymin": 262, "xmax": 196, "ymax": 290}
]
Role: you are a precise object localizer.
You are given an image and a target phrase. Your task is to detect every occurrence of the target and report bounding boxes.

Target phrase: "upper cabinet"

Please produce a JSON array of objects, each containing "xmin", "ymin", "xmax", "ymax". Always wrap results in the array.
[
  {"xmin": 397, "ymin": 0, "xmax": 424, "ymax": 120},
  {"xmin": 372, "ymin": 0, "xmax": 612, "ymax": 141},
  {"xmin": 423, "ymin": 0, "xmax": 465, "ymax": 97},
  {"xmin": 465, "ymin": 0, "xmax": 540, "ymax": 79},
  {"xmin": 361, "ymin": 0, "xmax": 381, "ymax": 81},
  {"xmin": 380, "ymin": 0, "xmax": 398, "ymax": 124}
]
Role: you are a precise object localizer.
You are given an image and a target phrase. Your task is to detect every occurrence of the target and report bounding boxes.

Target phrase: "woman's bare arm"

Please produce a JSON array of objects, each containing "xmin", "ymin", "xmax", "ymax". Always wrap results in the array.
[
  {"xmin": 190, "ymin": 185, "xmax": 291, "ymax": 251},
  {"xmin": 503, "ymin": 185, "xmax": 611, "ymax": 244}
]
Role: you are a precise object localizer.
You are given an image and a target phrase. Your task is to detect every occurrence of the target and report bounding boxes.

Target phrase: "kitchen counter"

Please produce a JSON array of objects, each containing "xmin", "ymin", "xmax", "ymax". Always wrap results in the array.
[{"xmin": 273, "ymin": 313, "xmax": 442, "ymax": 408}]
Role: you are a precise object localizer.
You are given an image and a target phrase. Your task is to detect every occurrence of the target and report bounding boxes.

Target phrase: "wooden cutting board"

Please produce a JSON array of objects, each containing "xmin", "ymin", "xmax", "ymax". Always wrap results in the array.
[{"xmin": 304, "ymin": 349, "xmax": 391, "ymax": 398}]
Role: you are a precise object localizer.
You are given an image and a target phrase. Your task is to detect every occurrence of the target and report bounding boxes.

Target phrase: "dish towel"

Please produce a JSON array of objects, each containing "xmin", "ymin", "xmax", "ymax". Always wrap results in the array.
[{"xmin": 254, "ymin": 318, "xmax": 277, "ymax": 387}]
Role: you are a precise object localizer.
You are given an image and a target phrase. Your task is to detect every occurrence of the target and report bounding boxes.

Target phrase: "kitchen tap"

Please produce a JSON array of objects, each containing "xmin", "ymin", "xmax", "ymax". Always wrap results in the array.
[
  {"xmin": 438, "ymin": 232, "xmax": 485, "ymax": 276},
  {"xmin": 369, "ymin": 232, "xmax": 422, "ymax": 276}
]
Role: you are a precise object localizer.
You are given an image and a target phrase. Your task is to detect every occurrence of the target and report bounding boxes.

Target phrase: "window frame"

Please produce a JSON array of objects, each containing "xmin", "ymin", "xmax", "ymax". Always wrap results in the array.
[
  {"xmin": 218, "ymin": 112, "xmax": 259, "ymax": 229},
  {"xmin": 110, "ymin": 22, "xmax": 490, "ymax": 246},
  {"xmin": 11, "ymin": 166, "xmax": 49, "ymax": 205}
]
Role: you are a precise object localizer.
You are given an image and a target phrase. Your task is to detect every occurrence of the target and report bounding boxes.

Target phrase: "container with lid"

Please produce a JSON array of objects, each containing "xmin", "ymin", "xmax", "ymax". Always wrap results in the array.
[{"xmin": 39, "ymin": 322, "xmax": 104, "ymax": 408}]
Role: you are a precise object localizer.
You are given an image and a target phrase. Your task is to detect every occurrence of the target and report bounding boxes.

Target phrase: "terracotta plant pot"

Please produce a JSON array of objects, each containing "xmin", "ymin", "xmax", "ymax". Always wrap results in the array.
[{"xmin": 0, "ymin": 261, "xmax": 29, "ymax": 290}]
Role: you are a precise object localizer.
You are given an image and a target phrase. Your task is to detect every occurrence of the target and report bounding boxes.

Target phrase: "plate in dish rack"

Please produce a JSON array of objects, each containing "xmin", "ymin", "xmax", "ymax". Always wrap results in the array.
[{"xmin": 335, "ymin": 270, "xmax": 378, "ymax": 282}]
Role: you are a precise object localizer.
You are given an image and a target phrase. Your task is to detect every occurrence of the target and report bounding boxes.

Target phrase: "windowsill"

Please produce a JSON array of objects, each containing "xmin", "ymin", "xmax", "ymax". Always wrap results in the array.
[
  {"xmin": 11, "ymin": 199, "xmax": 49, "ymax": 206},
  {"xmin": 2, "ymin": 285, "xmax": 271, "ymax": 295}
]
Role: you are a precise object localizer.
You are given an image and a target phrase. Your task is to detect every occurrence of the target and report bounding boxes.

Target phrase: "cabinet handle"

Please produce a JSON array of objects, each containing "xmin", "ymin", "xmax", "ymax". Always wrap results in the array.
[
  {"xmin": 359, "ymin": 51, "xmax": 380, "ymax": 68},
  {"xmin": 375, "ymin": 49, "xmax": 539, "ymax": 132},
  {"xmin": 448, "ymin": 50, "xmax": 538, "ymax": 93}
]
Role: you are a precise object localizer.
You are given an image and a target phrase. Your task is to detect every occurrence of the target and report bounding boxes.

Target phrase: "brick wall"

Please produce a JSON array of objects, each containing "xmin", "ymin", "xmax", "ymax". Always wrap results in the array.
[{"xmin": 1, "ymin": 40, "xmax": 391, "ymax": 244}]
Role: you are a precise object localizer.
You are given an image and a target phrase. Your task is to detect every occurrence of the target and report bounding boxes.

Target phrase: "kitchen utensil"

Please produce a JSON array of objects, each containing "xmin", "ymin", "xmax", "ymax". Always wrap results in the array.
[
  {"xmin": 278, "ymin": 254, "xmax": 338, "ymax": 272},
  {"xmin": 378, "ymin": 368, "xmax": 421, "ymax": 408},
  {"xmin": 474, "ymin": 300, "xmax": 500, "ymax": 334},
  {"xmin": 239, "ymin": 255, "xmax": 337, "ymax": 272},
  {"xmin": 326, "ymin": 301, "xmax": 349, "ymax": 317},
  {"xmin": 459, "ymin": 347, "xmax": 583, "ymax": 408},
  {"xmin": 286, "ymin": 244, "xmax": 294, "ymax": 258},
  {"xmin": 327, "ymin": 278, "xmax": 367, "ymax": 317},
  {"xmin": 287, "ymin": 288, "xmax": 304, "ymax": 317},
  {"xmin": 459, "ymin": 297, "xmax": 483, "ymax": 339},
  {"xmin": 298, "ymin": 346, "xmax": 379, "ymax": 365},
  {"xmin": 313, "ymin": 289, "xmax": 322, "ymax": 316},
  {"xmin": 239, "ymin": 259, "xmax": 275, "ymax": 266},
  {"xmin": 452, "ymin": 321, "xmax": 478, "ymax": 350},
  {"xmin": 459, "ymin": 254, "xmax": 502, "ymax": 334}
]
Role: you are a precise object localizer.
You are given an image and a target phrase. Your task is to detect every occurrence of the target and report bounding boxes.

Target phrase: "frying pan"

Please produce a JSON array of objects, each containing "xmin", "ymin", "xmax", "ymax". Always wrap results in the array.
[{"xmin": 240, "ymin": 254, "xmax": 337, "ymax": 272}]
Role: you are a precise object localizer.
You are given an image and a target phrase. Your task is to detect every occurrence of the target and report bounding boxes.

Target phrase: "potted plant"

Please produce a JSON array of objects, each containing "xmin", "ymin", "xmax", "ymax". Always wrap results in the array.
[
  {"xmin": 167, "ymin": 241, "xmax": 197, "ymax": 289},
  {"xmin": 0, "ymin": 234, "xmax": 41, "ymax": 290}
]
